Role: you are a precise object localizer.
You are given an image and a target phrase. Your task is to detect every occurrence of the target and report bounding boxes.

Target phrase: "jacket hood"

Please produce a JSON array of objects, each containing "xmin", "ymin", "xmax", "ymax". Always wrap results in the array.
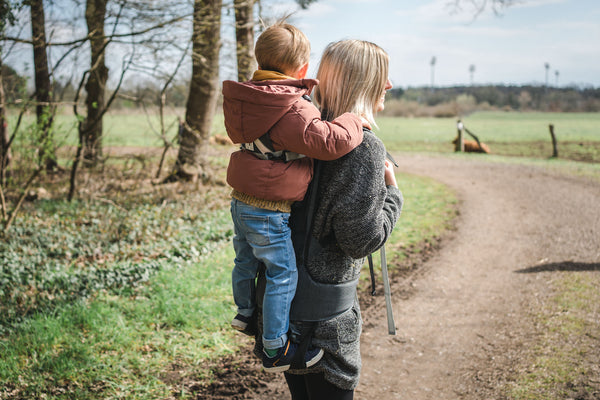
[{"xmin": 222, "ymin": 78, "xmax": 319, "ymax": 143}]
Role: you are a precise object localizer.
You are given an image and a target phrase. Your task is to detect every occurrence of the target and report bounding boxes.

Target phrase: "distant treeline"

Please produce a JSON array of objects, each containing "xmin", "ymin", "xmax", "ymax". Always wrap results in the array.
[
  {"xmin": 383, "ymin": 85, "xmax": 600, "ymax": 117},
  {"xmin": 3, "ymin": 64, "xmax": 598, "ymax": 115}
]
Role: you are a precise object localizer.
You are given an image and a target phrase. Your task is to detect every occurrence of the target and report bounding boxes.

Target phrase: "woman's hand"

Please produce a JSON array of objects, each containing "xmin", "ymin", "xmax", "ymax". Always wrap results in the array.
[{"xmin": 384, "ymin": 160, "xmax": 398, "ymax": 188}]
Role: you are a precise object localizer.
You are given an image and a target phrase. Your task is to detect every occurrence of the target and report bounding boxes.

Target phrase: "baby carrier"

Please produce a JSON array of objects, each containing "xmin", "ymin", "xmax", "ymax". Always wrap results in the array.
[
  {"xmin": 250, "ymin": 133, "xmax": 398, "ymax": 368},
  {"xmin": 252, "ymin": 160, "xmax": 359, "ymax": 369}
]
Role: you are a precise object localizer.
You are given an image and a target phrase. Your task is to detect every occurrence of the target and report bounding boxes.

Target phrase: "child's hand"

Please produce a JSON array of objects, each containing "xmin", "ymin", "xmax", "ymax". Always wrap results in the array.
[
  {"xmin": 384, "ymin": 160, "xmax": 398, "ymax": 188},
  {"xmin": 360, "ymin": 116, "xmax": 372, "ymax": 130}
]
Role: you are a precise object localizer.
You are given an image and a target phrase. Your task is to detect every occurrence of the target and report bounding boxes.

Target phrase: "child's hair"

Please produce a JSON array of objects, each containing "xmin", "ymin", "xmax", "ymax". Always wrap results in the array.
[
  {"xmin": 254, "ymin": 20, "xmax": 311, "ymax": 75},
  {"xmin": 314, "ymin": 40, "xmax": 389, "ymax": 128}
]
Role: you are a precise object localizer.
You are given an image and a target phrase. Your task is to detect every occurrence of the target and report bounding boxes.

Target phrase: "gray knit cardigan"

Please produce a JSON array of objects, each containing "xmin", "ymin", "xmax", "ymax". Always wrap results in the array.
[{"xmin": 284, "ymin": 129, "xmax": 403, "ymax": 390}]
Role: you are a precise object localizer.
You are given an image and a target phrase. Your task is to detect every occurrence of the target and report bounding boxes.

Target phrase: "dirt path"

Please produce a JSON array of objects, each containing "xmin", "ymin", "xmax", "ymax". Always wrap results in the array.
[
  {"xmin": 236, "ymin": 154, "xmax": 600, "ymax": 400},
  {"xmin": 358, "ymin": 154, "xmax": 600, "ymax": 399}
]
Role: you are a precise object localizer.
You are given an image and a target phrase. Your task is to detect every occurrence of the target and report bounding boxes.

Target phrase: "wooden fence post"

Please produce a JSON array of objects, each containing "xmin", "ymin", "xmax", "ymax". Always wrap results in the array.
[
  {"xmin": 549, "ymin": 124, "xmax": 558, "ymax": 158},
  {"xmin": 456, "ymin": 120, "xmax": 464, "ymax": 152}
]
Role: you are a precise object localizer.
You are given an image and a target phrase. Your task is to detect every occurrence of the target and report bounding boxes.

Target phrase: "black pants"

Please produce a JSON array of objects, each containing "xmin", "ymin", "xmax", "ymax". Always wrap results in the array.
[{"xmin": 284, "ymin": 372, "xmax": 354, "ymax": 400}]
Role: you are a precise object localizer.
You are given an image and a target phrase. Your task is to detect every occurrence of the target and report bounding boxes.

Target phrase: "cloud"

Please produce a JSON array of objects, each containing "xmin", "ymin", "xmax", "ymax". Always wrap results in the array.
[
  {"xmin": 512, "ymin": 0, "xmax": 568, "ymax": 9},
  {"xmin": 395, "ymin": 0, "xmax": 496, "ymax": 24}
]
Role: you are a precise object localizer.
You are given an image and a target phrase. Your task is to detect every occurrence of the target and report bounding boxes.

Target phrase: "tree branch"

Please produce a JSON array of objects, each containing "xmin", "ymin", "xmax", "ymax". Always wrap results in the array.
[{"xmin": 1, "ymin": 14, "xmax": 191, "ymax": 46}]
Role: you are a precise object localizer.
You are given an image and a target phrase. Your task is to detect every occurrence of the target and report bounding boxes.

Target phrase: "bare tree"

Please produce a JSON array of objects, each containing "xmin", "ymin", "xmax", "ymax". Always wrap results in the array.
[
  {"xmin": 82, "ymin": 0, "xmax": 109, "ymax": 165},
  {"xmin": 151, "ymin": 42, "xmax": 190, "ymax": 179},
  {"xmin": 234, "ymin": 0, "xmax": 256, "ymax": 81},
  {"xmin": 0, "ymin": 0, "xmax": 49, "ymax": 228},
  {"xmin": 172, "ymin": 0, "xmax": 222, "ymax": 182},
  {"xmin": 0, "ymin": 53, "xmax": 7, "ymax": 185},
  {"xmin": 69, "ymin": 48, "xmax": 133, "ymax": 201},
  {"xmin": 0, "ymin": 53, "xmax": 9, "ymax": 187},
  {"xmin": 28, "ymin": 0, "xmax": 58, "ymax": 171},
  {"xmin": 544, "ymin": 62, "xmax": 550, "ymax": 87},
  {"xmin": 0, "ymin": 1, "xmax": 21, "ymax": 190}
]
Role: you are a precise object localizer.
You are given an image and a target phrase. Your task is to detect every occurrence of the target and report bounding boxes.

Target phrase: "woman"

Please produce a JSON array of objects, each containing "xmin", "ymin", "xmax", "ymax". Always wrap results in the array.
[{"xmin": 278, "ymin": 39, "xmax": 403, "ymax": 399}]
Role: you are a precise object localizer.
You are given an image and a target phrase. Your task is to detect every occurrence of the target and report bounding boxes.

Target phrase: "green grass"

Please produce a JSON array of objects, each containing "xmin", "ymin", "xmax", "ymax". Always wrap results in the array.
[
  {"xmin": 0, "ymin": 246, "xmax": 239, "ymax": 399},
  {"xmin": 8, "ymin": 109, "xmax": 599, "ymax": 163},
  {"xmin": 2, "ymin": 109, "xmax": 596, "ymax": 398},
  {"xmin": 0, "ymin": 200, "xmax": 238, "ymax": 399},
  {"xmin": 507, "ymin": 273, "xmax": 600, "ymax": 399},
  {"xmin": 9, "ymin": 110, "xmax": 598, "ymax": 154},
  {"xmin": 376, "ymin": 112, "xmax": 600, "ymax": 162},
  {"xmin": 377, "ymin": 112, "xmax": 600, "ymax": 144},
  {"xmin": 0, "ymin": 168, "xmax": 457, "ymax": 399},
  {"xmin": 6, "ymin": 110, "xmax": 226, "ymax": 149}
]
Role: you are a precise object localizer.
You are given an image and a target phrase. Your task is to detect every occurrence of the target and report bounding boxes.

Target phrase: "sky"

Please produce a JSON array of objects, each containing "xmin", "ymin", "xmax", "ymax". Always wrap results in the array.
[
  {"xmin": 263, "ymin": 0, "xmax": 600, "ymax": 88},
  {"xmin": 3, "ymin": 0, "xmax": 598, "ymax": 90}
]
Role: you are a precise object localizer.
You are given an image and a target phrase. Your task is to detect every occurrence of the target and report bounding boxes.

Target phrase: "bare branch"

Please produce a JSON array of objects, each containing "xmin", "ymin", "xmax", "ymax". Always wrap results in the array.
[
  {"xmin": 446, "ymin": 0, "xmax": 519, "ymax": 18},
  {"xmin": 3, "ymin": 165, "xmax": 44, "ymax": 232},
  {"xmin": 1, "ymin": 14, "xmax": 191, "ymax": 47}
]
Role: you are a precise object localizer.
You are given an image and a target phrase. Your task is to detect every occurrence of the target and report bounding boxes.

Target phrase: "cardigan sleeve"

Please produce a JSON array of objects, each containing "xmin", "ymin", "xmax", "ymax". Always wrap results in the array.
[
  {"xmin": 335, "ymin": 181, "xmax": 403, "ymax": 260},
  {"xmin": 313, "ymin": 133, "xmax": 403, "ymax": 259}
]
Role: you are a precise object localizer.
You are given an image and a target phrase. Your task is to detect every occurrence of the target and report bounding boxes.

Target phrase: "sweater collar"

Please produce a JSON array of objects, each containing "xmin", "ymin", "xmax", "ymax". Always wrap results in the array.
[{"xmin": 252, "ymin": 70, "xmax": 295, "ymax": 81}]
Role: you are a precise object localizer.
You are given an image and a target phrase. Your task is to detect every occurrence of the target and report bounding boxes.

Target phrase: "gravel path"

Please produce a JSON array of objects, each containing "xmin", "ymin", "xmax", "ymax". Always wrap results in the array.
[{"xmin": 358, "ymin": 154, "xmax": 600, "ymax": 399}]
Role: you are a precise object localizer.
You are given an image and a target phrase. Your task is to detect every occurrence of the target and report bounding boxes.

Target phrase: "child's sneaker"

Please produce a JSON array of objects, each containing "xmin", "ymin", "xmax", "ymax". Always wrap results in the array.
[
  {"xmin": 262, "ymin": 340, "xmax": 324, "ymax": 373},
  {"xmin": 231, "ymin": 313, "xmax": 251, "ymax": 331}
]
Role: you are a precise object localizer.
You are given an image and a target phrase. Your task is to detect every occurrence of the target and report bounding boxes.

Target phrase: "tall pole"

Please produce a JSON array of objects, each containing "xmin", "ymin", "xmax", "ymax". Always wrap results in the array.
[
  {"xmin": 430, "ymin": 56, "xmax": 436, "ymax": 91},
  {"xmin": 469, "ymin": 64, "xmax": 475, "ymax": 86}
]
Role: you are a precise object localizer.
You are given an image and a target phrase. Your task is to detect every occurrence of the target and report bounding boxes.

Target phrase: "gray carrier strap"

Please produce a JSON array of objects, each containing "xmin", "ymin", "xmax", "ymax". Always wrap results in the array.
[
  {"xmin": 290, "ymin": 236, "xmax": 358, "ymax": 322},
  {"xmin": 289, "ymin": 160, "xmax": 358, "ymax": 322},
  {"xmin": 241, "ymin": 95, "xmax": 312, "ymax": 162},
  {"xmin": 241, "ymin": 137, "xmax": 305, "ymax": 162}
]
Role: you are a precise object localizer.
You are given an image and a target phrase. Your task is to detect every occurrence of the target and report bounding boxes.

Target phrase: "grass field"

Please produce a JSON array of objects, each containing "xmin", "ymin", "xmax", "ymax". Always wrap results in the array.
[
  {"xmin": 2, "ymin": 106, "xmax": 461, "ymax": 398},
  {"xmin": 111, "ymin": 111, "xmax": 600, "ymax": 163},
  {"xmin": 0, "ymin": 168, "xmax": 457, "ymax": 399},
  {"xmin": 1, "ymin": 109, "xmax": 598, "ymax": 399},
  {"xmin": 375, "ymin": 112, "xmax": 600, "ymax": 162},
  {"xmin": 377, "ymin": 112, "xmax": 600, "ymax": 143},
  {"xmin": 8, "ymin": 110, "xmax": 599, "ymax": 161}
]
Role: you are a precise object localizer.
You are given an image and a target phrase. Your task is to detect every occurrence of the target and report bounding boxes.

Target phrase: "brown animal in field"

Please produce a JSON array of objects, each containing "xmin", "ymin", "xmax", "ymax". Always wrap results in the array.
[{"xmin": 452, "ymin": 137, "xmax": 491, "ymax": 153}]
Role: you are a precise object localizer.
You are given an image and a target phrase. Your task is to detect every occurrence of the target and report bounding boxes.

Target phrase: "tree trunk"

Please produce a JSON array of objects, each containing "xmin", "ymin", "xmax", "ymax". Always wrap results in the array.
[
  {"xmin": 83, "ymin": 0, "xmax": 108, "ymax": 165},
  {"xmin": 173, "ymin": 0, "xmax": 222, "ymax": 181},
  {"xmin": 0, "ymin": 55, "xmax": 9, "ymax": 186},
  {"xmin": 0, "ymin": 52, "xmax": 9, "ymax": 181},
  {"xmin": 234, "ymin": 0, "xmax": 256, "ymax": 82},
  {"xmin": 30, "ymin": 0, "xmax": 57, "ymax": 171}
]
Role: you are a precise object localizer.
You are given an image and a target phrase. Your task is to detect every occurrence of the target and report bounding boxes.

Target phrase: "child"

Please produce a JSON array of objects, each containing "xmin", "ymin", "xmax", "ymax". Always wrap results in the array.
[{"xmin": 222, "ymin": 21, "xmax": 364, "ymax": 373}]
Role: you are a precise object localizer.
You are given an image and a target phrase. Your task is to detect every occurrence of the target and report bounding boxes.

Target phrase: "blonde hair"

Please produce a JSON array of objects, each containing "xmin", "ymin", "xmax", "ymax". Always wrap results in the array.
[
  {"xmin": 314, "ymin": 40, "xmax": 389, "ymax": 128},
  {"xmin": 254, "ymin": 21, "xmax": 311, "ymax": 74}
]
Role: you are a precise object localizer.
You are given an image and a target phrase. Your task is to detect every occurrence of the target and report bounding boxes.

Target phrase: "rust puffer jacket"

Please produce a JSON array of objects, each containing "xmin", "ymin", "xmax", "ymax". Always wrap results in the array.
[{"xmin": 223, "ymin": 74, "xmax": 363, "ymax": 202}]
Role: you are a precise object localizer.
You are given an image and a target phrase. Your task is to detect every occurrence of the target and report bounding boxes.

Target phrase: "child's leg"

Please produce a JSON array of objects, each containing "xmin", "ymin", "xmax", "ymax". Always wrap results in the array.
[
  {"xmin": 255, "ymin": 212, "xmax": 296, "ymax": 352},
  {"xmin": 230, "ymin": 199, "xmax": 260, "ymax": 317},
  {"xmin": 231, "ymin": 200, "xmax": 297, "ymax": 351}
]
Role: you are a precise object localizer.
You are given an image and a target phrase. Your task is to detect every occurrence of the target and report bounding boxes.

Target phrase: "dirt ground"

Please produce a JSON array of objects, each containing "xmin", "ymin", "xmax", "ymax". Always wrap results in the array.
[{"xmin": 195, "ymin": 154, "xmax": 600, "ymax": 399}]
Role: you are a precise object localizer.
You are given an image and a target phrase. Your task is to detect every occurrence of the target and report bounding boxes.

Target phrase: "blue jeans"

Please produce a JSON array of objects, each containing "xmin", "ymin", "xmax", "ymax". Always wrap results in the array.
[{"xmin": 230, "ymin": 199, "xmax": 297, "ymax": 350}]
